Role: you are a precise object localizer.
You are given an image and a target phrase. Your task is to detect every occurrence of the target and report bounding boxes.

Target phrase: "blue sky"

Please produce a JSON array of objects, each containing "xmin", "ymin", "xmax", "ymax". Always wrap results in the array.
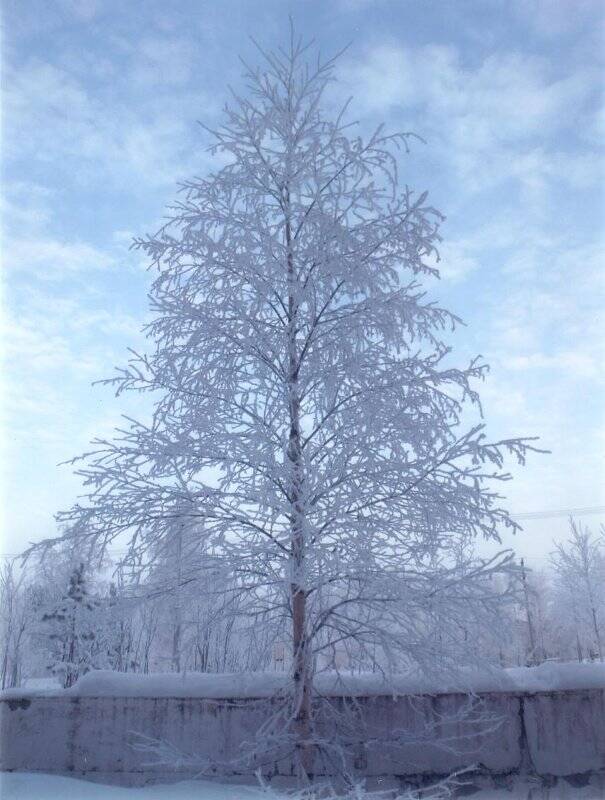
[{"xmin": 1, "ymin": 0, "xmax": 604, "ymax": 564}]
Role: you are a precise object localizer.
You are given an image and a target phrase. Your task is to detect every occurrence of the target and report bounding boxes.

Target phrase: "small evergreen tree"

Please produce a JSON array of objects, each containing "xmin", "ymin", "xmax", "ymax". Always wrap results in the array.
[{"xmin": 41, "ymin": 563, "xmax": 104, "ymax": 688}]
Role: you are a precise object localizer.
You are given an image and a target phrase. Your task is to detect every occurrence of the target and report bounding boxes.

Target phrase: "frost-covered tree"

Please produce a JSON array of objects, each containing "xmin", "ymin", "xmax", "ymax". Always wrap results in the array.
[
  {"xmin": 123, "ymin": 522, "xmax": 278, "ymax": 674},
  {"xmin": 550, "ymin": 519, "xmax": 604, "ymax": 662},
  {"xmin": 35, "ymin": 34, "xmax": 539, "ymax": 779},
  {"xmin": 0, "ymin": 562, "xmax": 31, "ymax": 689},
  {"xmin": 41, "ymin": 563, "xmax": 106, "ymax": 688},
  {"xmin": 105, "ymin": 577, "xmax": 140, "ymax": 673}
]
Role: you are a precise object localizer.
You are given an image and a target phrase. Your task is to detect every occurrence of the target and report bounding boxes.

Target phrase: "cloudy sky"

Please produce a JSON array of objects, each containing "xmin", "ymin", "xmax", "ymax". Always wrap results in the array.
[{"xmin": 1, "ymin": 0, "xmax": 604, "ymax": 565}]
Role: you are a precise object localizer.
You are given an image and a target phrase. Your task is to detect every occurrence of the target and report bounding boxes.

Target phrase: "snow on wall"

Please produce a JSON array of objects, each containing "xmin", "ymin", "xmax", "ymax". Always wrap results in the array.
[
  {"xmin": 4, "ymin": 661, "xmax": 604, "ymax": 700},
  {"xmin": 1, "ymin": 665, "xmax": 604, "ymax": 783}
]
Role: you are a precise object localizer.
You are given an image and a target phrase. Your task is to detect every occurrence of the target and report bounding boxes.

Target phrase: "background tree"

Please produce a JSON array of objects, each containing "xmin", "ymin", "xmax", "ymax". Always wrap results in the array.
[
  {"xmin": 0, "ymin": 561, "xmax": 30, "ymax": 689},
  {"xmin": 41, "ymin": 563, "xmax": 106, "ymax": 688},
  {"xmin": 550, "ymin": 519, "xmax": 604, "ymax": 662},
  {"xmin": 105, "ymin": 574, "xmax": 140, "ymax": 673},
  {"xmin": 34, "ymin": 33, "xmax": 539, "ymax": 781}
]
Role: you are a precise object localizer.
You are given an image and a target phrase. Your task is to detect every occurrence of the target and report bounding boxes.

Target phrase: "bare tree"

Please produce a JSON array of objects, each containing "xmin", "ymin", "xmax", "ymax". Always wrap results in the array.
[
  {"xmin": 551, "ymin": 518, "xmax": 604, "ymax": 662},
  {"xmin": 0, "ymin": 561, "xmax": 29, "ymax": 689},
  {"xmin": 32, "ymin": 32, "xmax": 539, "ymax": 783}
]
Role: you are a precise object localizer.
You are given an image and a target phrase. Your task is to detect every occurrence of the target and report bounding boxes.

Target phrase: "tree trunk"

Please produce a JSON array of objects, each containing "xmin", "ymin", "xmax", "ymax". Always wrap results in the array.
[
  {"xmin": 286, "ymin": 202, "xmax": 313, "ymax": 780},
  {"xmin": 520, "ymin": 559, "xmax": 537, "ymax": 666},
  {"xmin": 1, "ymin": 621, "xmax": 11, "ymax": 690},
  {"xmin": 583, "ymin": 572, "xmax": 603, "ymax": 662},
  {"xmin": 171, "ymin": 526, "xmax": 183, "ymax": 672},
  {"xmin": 171, "ymin": 623, "xmax": 182, "ymax": 672}
]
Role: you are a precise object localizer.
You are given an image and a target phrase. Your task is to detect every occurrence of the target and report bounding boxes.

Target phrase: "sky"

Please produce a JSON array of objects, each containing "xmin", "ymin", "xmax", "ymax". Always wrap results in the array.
[{"xmin": 1, "ymin": 0, "xmax": 604, "ymax": 567}]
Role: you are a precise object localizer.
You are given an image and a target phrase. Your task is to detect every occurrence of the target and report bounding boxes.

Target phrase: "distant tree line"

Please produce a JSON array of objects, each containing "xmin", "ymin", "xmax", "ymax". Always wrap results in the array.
[{"xmin": 1, "ymin": 518, "xmax": 603, "ymax": 691}]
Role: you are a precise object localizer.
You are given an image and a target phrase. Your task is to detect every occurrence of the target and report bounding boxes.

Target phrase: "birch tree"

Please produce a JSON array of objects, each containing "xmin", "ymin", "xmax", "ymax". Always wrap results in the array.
[
  {"xmin": 550, "ymin": 519, "xmax": 604, "ymax": 662},
  {"xmin": 0, "ymin": 562, "xmax": 29, "ymax": 689},
  {"xmin": 36, "ymin": 34, "xmax": 539, "ymax": 780}
]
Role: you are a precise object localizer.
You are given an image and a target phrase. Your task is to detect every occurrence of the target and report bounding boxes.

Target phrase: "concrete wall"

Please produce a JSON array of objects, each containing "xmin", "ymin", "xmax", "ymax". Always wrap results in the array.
[{"xmin": 1, "ymin": 689, "xmax": 604, "ymax": 783}]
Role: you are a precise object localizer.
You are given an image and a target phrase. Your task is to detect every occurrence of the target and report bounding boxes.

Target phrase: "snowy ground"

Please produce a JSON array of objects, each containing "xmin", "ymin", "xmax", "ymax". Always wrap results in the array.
[
  {"xmin": 0, "ymin": 773, "xmax": 265, "ymax": 799},
  {"xmin": 1, "ymin": 773, "xmax": 603, "ymax": 799}
]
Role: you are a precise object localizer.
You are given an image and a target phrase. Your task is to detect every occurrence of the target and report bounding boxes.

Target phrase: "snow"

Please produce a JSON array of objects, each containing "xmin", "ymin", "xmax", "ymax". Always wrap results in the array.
[
  {"xmin": 0, "ymin": 772, "xmax": 602, "ymax": 800},
  {"xmin": 3, "ymin": 661, "xmax": 604, "ymax": 700},
  {"xmin": 504, "ymin": 660, "xmax": 605, "ymax": 692},
  {"xmin": 0, "ymin": 773, "xmax": 267, "ymax": 799},
  {"xmin": 21, "ymin": 677, "xmax": 61, "ymax": 691}
]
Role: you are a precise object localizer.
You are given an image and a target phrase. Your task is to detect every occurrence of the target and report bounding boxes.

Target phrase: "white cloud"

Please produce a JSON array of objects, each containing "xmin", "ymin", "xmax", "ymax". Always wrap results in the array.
[
  {"xmin": 511, "ymin": 0, "xmax": 604, "ymax": 38},
  {"xmin": 339, "ymin": 42, "xmax": 598, "ymax": 195},
  {"xmin": 0, "ymin": 182, "xmax": 54, "ymax": 231},
  {"xmin": 129, "ymin": 36, "xmax": 199, "ymax": 88},
  {"xmin": 4, "ymin": 237, "xmax": 116, "ymax": 278},
  {"xmin": 1, "ymin": 301, "xmax": 143, "ymax": 378},
  {"xmin": 507, "ymin": 351, "xmax": 598, "ymax": 379},
  {"xmin": 490, "ymin": 238, "xmax": 604, "ymax": 354},
  {"xmin": 428, "ymin": 237, "xmax": 480, "ymax": 283},
  {"xmin": 2, "ymin": 54, "xmax": 214, "ymax": 189},
  {"xmin": 344, "ymin": 43, "xmax": 591, "ymax": 134},
  {"xmin": 0, "ymin": 183, "xmax": 152, "ymax": 283}
]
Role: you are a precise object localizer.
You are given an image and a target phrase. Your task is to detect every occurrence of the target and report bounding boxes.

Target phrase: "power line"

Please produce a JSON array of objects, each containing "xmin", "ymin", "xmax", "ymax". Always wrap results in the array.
[{"xmin": 511, "ymin": 505, "xmax": 605, "ymax": 521}]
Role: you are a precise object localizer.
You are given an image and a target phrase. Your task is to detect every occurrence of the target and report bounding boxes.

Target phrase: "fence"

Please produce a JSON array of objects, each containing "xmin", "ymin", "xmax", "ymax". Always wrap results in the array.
[{"xmin": 1, "ymin": 686, "xmax": 604, "ymax": 785}]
